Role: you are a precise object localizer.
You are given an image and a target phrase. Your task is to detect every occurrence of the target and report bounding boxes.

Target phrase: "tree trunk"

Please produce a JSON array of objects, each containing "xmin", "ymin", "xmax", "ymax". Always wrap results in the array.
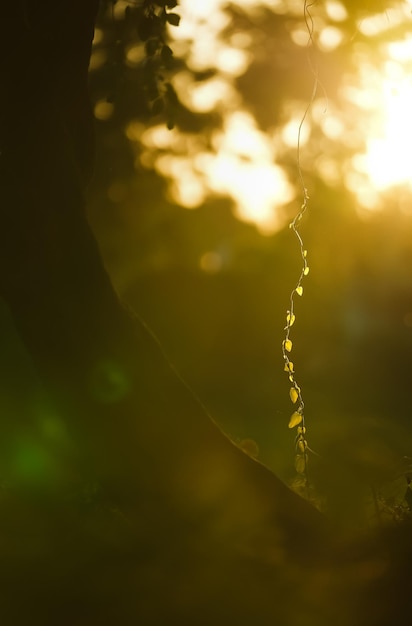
[{"xmin": 0, "ymin": 3, "xmax": 357, "ymax": 625}]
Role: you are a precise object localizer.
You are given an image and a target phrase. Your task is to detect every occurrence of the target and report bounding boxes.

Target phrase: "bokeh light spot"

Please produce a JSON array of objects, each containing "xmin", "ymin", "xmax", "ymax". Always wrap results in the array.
[
  {"xmin": 200, "ymin": 251, "xmax": 223, "ymax": 273},
  {"xmin": 94, "ymin": 100, "xmax": 114, "ymax": 121},
  {"xmin": 318, "ymin": 26, "xmax": 344, "ymax": 52},
  {"xmin": 325, "ymin": 0, "xmax": 347, "ymax": 22}
]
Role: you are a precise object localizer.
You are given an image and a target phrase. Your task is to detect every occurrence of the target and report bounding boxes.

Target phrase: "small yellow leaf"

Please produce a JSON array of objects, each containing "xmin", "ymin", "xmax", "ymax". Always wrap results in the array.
[
  {"xmin": 295, "ymin": 286, "xmax": 303, "ymax": 296},
  {"xmin": 283, "ymin": 339, "xmax": 292, "ymax": 352},
  {"xmin": 297, "ymin": 425, "xmax": 306, "ymax": 435},
  {"xmin": 303, "ymin": 250, "xmax": 308, "ymax": 258},
  {"xmin": 288, "ymin": 411, "xmax": 302, "ymax": 428},
  {"xmin": 284, "ymin": 361, "xmax": 294, "ymax": 373},
  {"xmin": 286, "ymin": 313, "xmax": 296, "ymax": 327},
  {"xmin": 303, "ymin": 266, "xmax": 310, "ymax": 276},
  {"xmin": 288, "ymin": 374, "xmax": 294, "ymax": 382},
  {"xmin": 289, "ymin": 387, "xmax": 299, "ymax": 403}
]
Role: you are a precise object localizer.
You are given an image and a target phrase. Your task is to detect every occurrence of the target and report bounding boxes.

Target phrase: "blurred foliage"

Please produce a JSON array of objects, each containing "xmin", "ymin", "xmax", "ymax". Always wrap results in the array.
[
  {"xmin": 5, "ymin": 5, "xmax": 412, "ymax": 625},
  {"xmin": 1, "ymin": 0, "xmax": 412, "ymax": 525},
  {"xmin": 83, "ymin": 0, "xmax": 412, "ymax": 524}
]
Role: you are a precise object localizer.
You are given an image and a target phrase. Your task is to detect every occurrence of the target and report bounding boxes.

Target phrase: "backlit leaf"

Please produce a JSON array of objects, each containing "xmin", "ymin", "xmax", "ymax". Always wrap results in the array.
[
  {"xmin": 289, "ymin": 387, "xmax": 299, "ymax": 403},
  {"xmin": 284, "ymin": 361, "xmax": 294, "ymax": 373},
  {"xmin": 286, "ymin": 313, "xmax": 295, "ymax": 327},
  {"xmin": 303, "ymin": 266, "xmax": 310, "ymax": 276},
  {"xmin": 288, "ymin": 411, "xmax": 302, "ymax": 428},
  {"xmin": 283, "ymin": 339, "xmax": 292, "ymax": 352},
  {"xmin": 295, "ymin": 286, "xmax": 303, "ymax": 296}
]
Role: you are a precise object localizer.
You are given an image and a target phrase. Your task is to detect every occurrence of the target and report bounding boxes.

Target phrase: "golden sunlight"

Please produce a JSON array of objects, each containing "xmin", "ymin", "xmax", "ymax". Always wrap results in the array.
[
  {"xmin": 364, "ymin": 75, "xmax": 412, "ymax": 190},
  {"xmin": 133, "ymin": 0, "xmax": 300, "ymax": 235},
  {"xmin": 343, "ymin": 31, "xmax": 412, "ymax": 210},
  {"xmin": 121, "ymin": 0, "xmax": 412, "ymax": 225}
]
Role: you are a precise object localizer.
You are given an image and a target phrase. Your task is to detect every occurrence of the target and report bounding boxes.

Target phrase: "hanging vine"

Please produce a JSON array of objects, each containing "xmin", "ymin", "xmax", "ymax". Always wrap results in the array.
[{"xmin": 282, "ymin": 0, "xmax": 319, "ymax": 490}]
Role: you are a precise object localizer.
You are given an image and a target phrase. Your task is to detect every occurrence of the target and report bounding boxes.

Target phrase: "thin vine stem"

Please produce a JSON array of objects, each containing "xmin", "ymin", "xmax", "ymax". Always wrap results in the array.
[{"xmin": 282, "ymin": 0, "xmax": 321, "ymax": 491}]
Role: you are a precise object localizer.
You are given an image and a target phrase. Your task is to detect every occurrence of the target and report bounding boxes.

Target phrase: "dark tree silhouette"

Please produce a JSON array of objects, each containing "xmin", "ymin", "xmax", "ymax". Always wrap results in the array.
[{"xmin": 0, "ymin": 3, "xmax": 409, "ymax": 625}]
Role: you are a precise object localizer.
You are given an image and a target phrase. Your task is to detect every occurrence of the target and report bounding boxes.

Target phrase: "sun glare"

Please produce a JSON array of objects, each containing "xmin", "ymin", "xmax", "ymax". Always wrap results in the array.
[
  {"xmin": 364, "ymin": 76, "xmax": 412, "ymax": 190},
  {"xmin": 347, "ymin": 35, "xmax": 412, "ymax": 208}
]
